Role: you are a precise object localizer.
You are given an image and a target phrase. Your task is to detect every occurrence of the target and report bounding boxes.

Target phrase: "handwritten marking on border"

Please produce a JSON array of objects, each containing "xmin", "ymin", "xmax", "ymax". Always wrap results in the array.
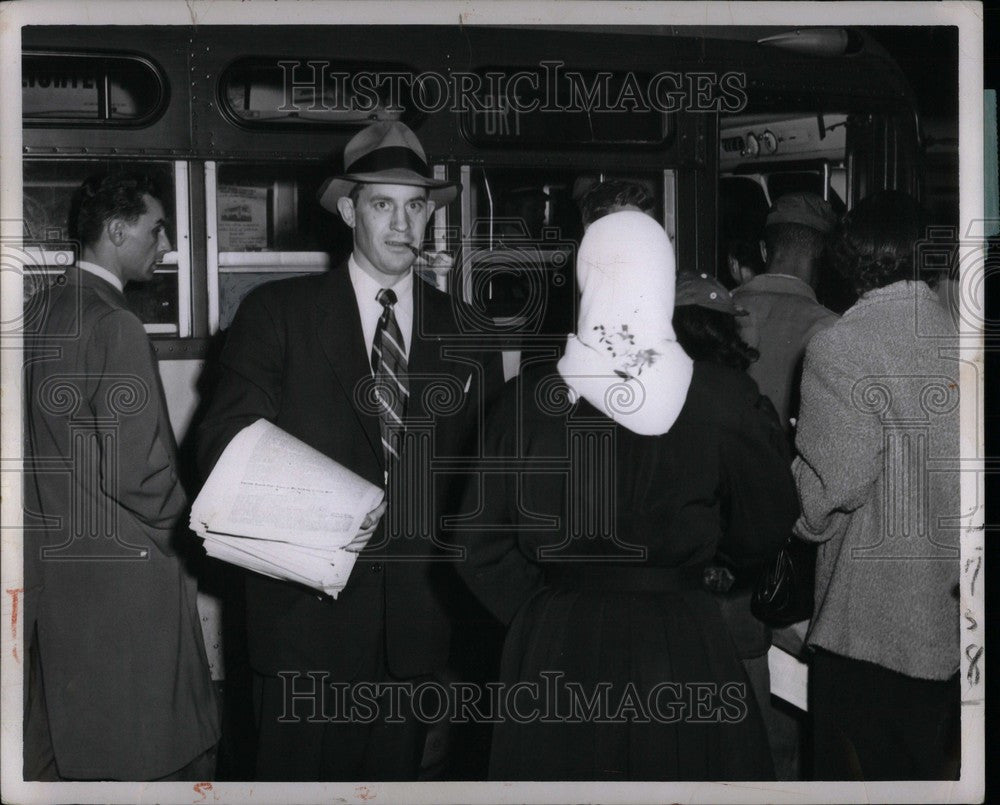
[
  {"xmin": 6, "ymin": 588, "xmax": 23, "ymax": 662},
  {"xmin": 965, "ymin": 644, "xmax": 983, "ymax": 686}
]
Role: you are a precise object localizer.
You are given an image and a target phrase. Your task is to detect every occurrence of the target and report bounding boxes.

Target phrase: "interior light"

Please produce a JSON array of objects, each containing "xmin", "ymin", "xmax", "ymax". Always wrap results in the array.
[{"xmin": 757, "ymin": 28, "xmax": 851, "ymax": 57}]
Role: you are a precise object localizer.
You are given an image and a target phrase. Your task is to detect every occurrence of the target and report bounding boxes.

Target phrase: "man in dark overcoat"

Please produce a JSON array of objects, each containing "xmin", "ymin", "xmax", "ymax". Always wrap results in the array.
[
  {"xmin": 24, "ymin": 173, "xmax": 221, "ymax": 781},
  {"xmin": 198, "ymin": 121, "xmax": 503, "ymax": 781}
]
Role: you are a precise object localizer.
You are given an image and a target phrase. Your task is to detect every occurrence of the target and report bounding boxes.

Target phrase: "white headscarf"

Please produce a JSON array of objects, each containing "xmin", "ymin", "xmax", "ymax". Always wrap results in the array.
[{"xmin": 556, "ymin": 210, "xmax": 693, "ymax": 436}]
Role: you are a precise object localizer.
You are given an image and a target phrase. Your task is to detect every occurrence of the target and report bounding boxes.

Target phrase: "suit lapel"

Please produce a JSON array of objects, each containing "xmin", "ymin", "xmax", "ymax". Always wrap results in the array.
[
  {"xmin": 406, "ymin": 277, "xmax": 449, "ymax": 424},
  {"xmin": 315, "ymin": 264, "xmax": 383, "ymax": 467}
]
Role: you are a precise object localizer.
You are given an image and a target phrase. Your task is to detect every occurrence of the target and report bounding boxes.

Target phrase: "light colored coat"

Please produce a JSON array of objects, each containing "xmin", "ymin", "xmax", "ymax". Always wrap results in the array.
[{"xmin": 793, "ymin": 281, "xmax": 960, "ymax": 681}]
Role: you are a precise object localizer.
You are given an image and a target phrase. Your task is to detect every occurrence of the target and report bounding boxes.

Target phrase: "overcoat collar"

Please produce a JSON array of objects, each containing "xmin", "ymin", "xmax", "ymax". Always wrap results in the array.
[{"xmin": 66, "ymin": 264, "xmax": 128, "ymax": 308}]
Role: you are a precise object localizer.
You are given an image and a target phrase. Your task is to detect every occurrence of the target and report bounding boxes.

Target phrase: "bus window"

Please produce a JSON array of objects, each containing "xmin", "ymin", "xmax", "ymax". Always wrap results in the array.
[
  {"xmin": 209, "ymin": 162, "xmax": 343, "ymax": 331},
  {"xmin": 460, "ymin": 66, "xmax": 674, "ymax": 148},
  {"xmin": 219, "ymin": 57, "xmax": 412, "ymax": 129},
  {"xmin": 23, "ymin": 51, "xmax": 167, "ymax": 126},
  {"xmin": 458, "ymin": 166, "xmax": 664, "ymax": 339},
  {"xmin": 213, "ymin": 162, "xmax": 339, "ymax": 252},
  {"xmin": 22, "ymin": 159, "xmax": 186, "ymax": 335}
]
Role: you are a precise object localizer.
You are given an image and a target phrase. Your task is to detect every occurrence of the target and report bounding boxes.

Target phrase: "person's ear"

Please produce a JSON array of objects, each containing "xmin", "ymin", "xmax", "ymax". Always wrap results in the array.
[
  {"xmin": 337, "ymin": 197, "xmax": 356, "ymax": 228},
  {"xmin": 107, "ymin": 218, "xmax": 127, "ymax": 247},
  {"xmin": 727, "ymin": 255, "xmax": 742, "ymax": 285},
  {"xmin": 759, "ymin": 239, "xmax": 768, "ymax": 266}
]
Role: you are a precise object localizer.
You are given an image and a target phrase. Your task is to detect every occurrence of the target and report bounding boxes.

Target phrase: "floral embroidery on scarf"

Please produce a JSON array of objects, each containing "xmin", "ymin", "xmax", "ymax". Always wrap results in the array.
[{"xmin": 594, "ymin": 324, "xmax": 660, "ymax": 378}]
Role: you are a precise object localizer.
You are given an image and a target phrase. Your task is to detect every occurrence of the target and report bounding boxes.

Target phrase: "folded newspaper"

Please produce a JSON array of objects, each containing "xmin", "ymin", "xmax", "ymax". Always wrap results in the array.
[{"xmin": 190, "ymin": 419, "xmax": 385, "ymax": 598}]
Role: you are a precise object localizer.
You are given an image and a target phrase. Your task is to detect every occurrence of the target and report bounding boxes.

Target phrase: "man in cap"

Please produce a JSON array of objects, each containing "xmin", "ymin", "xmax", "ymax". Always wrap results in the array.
[
  {"xmin": 731, "ymin": 191, "xmax": 838, "ymax": 781},
  {"xmin": 199, "ymin": 121, "xmax": 503, "ymax": 781},
  {"xmin": 732, "ymin": 191, "xmax": 839, "ymax": 436}
]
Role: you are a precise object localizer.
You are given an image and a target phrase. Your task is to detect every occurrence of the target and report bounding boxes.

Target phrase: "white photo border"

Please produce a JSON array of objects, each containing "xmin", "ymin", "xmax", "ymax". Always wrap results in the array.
[{"xmin": 0, "ymin": 2, "xmax": 985, "ymax": 803}]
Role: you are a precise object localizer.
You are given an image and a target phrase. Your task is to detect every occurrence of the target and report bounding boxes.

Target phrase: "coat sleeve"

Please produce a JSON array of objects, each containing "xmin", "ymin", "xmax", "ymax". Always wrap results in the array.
[
  {"xmin": 454, "ymin": 384, "xmax": 545, "ymax": 626},
  {"xmin": 792, "ymin": 329, "xmax": 880, "ymax": 543},
  {"xmin": 716, "ymin": 383, "xmax": 800, "ymax": 570},
  {"xmin": 87, "ymin": 309, "xmax": 186, "ymax": 556},
  {"xmin": 197, "ymin": 287, "xmax": 286, "ymax": 477}
]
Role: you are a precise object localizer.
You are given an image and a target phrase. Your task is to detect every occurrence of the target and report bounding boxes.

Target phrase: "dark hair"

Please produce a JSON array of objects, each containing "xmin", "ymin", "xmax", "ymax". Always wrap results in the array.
[
  {"xmin": 763, "ymin": 221, "xmax": 827, "ymax": 261},
  {"xmin": 724, "ymin": 233, "xmax": 764, "ymax": 276},
  {"xmin": 579, "ymin": 180, "xmax": 654, "ymax": 226},
  {"xmin": 830, "ymin": 190, "xmax": 922, "ymax": 294},
  {"xmin": 71, "ymin": 173, "xmax": 161, "ymax": 248},
  {"xmin": 673, "ymin": 305, "xmax": 759, "ymax": 372}
]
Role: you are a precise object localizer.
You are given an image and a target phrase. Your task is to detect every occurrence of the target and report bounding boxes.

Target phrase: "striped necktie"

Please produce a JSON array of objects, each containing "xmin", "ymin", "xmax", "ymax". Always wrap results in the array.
[{"xmin": 371, "ymin": 287, "xmax": 408, "ymax": 462}]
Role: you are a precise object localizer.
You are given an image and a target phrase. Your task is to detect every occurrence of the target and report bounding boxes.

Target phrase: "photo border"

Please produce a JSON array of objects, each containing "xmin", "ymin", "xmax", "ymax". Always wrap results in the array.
[{"xmin": 0, "ymin": 2, "xmax": 985, "ymax": 803}]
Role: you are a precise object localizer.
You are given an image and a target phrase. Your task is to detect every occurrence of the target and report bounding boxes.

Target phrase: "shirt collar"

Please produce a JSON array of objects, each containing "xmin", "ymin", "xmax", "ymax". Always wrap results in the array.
[
  {"xmin": 347, "ymin": 253, "xmax": 415, "ymax": 361},
  {"xmin": 742, "ymin": 272, "xmax": 818, "ymax": 302},
  {"xmin": 76, "ymin": 260, "xmax": 124, "ymax": 293},
  {"xmin": 347, "ymin": 254, "xmax": 413, "ymax": 302}
]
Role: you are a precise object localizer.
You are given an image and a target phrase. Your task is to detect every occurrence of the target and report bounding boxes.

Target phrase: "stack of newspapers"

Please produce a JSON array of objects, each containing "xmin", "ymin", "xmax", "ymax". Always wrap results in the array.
[{"xmin": 191, "ymin": 419, "xmax": 384, "ymax": 598}]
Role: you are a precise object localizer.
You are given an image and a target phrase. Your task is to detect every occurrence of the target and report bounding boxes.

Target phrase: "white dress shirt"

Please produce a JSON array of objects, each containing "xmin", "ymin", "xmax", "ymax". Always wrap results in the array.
[
  {"xmin": 76, "ymin": 260, "xmax": 124, "ymax": 293},
  {"xmin": 348, "ymin": 254, "xmax": 413, "ymax": 373}
]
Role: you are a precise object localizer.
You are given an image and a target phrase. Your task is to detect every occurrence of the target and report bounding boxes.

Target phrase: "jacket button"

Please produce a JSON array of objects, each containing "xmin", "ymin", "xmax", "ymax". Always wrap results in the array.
[{"xmin": 370, "ymin": 563, "xmax": 383, "ymax": 572}]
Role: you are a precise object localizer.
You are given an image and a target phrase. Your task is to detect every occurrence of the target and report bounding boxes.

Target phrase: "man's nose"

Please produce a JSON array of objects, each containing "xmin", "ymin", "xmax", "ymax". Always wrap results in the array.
[
  {"xmin": 390, "ymin": 206, "xmax": 408, "ymax": 231},
  {"xmin": 158, "ymin": 231, "xmax": 173, "ymax": 253}
]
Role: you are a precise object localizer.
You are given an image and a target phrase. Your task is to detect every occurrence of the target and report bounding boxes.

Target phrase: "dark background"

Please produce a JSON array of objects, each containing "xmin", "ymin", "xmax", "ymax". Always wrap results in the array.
[{"xmin": 867, "ymin": 25, "xmax": 959, "ymax": 123}]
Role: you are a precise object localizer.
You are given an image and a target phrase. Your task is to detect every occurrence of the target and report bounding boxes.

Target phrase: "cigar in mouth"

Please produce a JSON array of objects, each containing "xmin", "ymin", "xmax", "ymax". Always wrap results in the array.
[{"xmin": 406, "ymin": 244, "xmax": 451, "ymax": 261}]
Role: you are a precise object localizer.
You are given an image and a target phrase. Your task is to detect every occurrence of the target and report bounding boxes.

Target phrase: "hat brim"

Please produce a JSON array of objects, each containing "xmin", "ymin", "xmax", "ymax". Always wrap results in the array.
[
  {"xmin": 318, "ymin": 169, "xmax": 460, "ymax": 215},
  {"xmin": 676, "ymin": 300, "xmax": 748, "ymax": 317}
]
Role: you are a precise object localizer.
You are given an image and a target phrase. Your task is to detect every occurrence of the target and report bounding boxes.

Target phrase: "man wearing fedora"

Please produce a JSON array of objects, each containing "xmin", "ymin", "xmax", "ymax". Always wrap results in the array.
[{"xmin": 199, "ymin": 121, "xmax": 503, "ymax": 781}]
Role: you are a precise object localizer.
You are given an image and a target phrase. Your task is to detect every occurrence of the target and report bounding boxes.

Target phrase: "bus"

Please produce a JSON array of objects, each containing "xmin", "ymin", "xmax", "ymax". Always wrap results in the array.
[{"xmin": 18, "ymin": 20, "xmax": 957, "ymax": 733}]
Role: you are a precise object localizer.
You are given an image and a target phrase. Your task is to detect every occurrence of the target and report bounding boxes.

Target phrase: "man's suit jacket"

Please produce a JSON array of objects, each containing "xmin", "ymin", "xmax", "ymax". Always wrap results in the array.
[
  {"xmin": 23, "ymin": 269, "xmax": 220, "ymax": 780},
  {"xmin": 198, "ymin": 263, "xmax": 503, "ymax": 681}
]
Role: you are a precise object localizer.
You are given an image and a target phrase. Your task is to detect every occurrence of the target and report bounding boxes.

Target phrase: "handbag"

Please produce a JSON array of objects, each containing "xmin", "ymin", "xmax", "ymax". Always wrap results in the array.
[{"xmin": 750, "ymin": 536, "xmax": 816, "ymax": 627}]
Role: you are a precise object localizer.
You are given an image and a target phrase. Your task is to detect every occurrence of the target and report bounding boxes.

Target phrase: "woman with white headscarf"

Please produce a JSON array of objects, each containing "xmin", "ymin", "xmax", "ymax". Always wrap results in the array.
[{"xmin": 457, "ymin": 211, "xmax": 797, "ymax": 780}]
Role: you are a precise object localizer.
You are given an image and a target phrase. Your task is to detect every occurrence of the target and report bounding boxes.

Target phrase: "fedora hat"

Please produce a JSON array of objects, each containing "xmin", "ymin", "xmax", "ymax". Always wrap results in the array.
[{"xmin": 318, "ymin": 121, "xmax": 459, "ymax": 215}]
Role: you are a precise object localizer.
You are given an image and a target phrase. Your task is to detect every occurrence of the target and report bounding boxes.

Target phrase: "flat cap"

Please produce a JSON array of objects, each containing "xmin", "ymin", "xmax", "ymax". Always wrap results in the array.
[{"xmin": 766, "ymin": 192, "xmax": 837, "ymax": 233}]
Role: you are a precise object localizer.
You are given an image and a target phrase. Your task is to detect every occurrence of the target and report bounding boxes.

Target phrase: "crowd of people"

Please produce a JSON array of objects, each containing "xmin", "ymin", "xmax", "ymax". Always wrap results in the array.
[{"xmin": 23, "ymin": 120, "xmax": 961, "ymax": 784}]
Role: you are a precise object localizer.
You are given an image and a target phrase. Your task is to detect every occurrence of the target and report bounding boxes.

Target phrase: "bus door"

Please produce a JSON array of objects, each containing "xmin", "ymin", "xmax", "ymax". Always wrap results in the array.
[{"xmin": 715, "ymin": 28, "xmax": 924, "ymax": 311}]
